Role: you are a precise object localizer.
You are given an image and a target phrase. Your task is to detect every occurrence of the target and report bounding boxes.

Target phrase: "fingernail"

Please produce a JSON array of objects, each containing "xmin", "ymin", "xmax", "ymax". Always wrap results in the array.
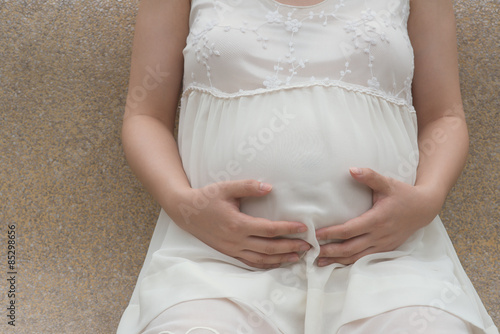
[
  {"xmin": 317, "ymin": 259, "xmax": 326, "ymax": 266},
  {"xmin": 350, "ymin": 167, "xmax": 362, "ymax": 175},
  {"xmin": 287, "ymin": 255, "xmax": 299, "ymax": 262},
  {"xmin": 259, "ymin": 182, "xmax": 272, "ymax": 191}
]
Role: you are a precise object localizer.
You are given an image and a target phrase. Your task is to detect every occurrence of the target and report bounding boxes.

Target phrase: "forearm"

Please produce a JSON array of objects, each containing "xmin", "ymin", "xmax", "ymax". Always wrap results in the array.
[
  {"xmin": 408, "ymin": 0, "xmax": 467, "ymax": 212},
  {"xmin": 121, "ymin": 114, "xmax": 192, "ymax": 216},
  {"xmin": 414, "ymin": 111, "xmax": 469, "ymax": 210},
  {"xmin": 119, "ymin": 0, "xmax": 191, "ymax": 219}
]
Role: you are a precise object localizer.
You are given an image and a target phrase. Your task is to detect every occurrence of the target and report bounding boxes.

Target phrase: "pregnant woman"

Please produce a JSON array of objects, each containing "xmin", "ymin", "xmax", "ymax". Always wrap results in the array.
[{"xmin": 117, "ymin": 0, "xmax": 498, "ymax": 333}]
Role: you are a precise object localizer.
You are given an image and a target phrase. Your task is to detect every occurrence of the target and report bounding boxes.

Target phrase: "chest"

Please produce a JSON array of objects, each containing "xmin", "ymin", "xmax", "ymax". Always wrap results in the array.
[{"xmin": 183, "ymin": 0, "xmax": 413, "ymax": 101}]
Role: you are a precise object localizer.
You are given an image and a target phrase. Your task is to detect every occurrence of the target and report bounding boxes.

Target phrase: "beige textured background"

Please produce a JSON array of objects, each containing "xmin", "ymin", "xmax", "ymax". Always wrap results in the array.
[{"xmin": 0, "ymin": 0, "xmax": 498, "ymax": 333}]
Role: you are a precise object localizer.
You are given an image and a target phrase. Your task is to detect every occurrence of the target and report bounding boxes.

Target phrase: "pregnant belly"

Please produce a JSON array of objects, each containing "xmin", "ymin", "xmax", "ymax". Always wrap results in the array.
[{"xmin": 179, "ymin": 86, "xmax": 419, "ymax": 236}]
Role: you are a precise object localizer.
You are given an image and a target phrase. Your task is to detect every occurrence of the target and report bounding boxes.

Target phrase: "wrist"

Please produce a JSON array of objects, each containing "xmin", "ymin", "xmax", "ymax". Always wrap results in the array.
[
  {"xmin": 162, "ymin": 186, "xmax": 198, "ymax": 228},
  {"xmin": 413, "ymin": 183, "xmax": 447, "ymax": 221}
]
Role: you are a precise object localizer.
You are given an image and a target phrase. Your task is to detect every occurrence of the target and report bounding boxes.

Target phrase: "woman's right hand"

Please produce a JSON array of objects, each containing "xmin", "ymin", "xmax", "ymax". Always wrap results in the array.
[{"xmin": 170, "ymin": 179, "xmax": 311, "ymax": 269}]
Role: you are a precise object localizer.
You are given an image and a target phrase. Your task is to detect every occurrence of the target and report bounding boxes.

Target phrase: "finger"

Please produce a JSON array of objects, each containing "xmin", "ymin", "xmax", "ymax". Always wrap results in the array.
[
  {"xmin": 220, "ymin": 179, "xmax": 273, "ymax": 199},
  {"xmin": 236, "ymin": 257, "xmax": 281, "ymax": 270},
  {"xmin": 318, "ymin": 234, "xmax": 371, "ymax": 259},
  {"xmin": 317, "ymin": 246, "xmax": 376, "ymax": 267},
  {"xmin": 237, "ymin": 250, "xmax": 301, "ymax": 267},
  {"xmin": 349, "ymin": 167, "xmax": 392, "ymax": 194},
  {"xmin": 316, "ymin": 210, "xmax": 378, "ymax": 241},
  {"xmin": 246, "ymin": 236, "xmax": 311, "ymax": 255},
  {"xmin": 241, "ymin": 215, "xmax": 308, "ymax": 237}
]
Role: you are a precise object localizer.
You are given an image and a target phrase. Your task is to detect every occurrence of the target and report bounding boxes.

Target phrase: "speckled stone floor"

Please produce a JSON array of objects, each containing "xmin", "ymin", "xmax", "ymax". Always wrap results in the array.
[{"xmin": 0, "ymin": 1, "xmax": 498, "ymax": 333}]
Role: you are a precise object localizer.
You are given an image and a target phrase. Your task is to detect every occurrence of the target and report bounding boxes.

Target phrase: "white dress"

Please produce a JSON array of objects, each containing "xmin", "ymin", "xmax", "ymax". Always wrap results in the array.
[{"xmin": 117, "ymin": 0, "xmax": 498, "ymax": 333}]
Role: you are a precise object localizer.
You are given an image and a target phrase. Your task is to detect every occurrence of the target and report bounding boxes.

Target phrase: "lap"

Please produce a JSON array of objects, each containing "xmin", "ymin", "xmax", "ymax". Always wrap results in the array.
[
  {"xmin": 338, "ymin": 306, "xmax": 473, "ymax": 334},
  {"xmin": 141, "ymin": 298, "xmax": 281, "ymax": 334},
  {"xmin": 141, "ymin": 299, "xmax": 472, "ymax": 334}
]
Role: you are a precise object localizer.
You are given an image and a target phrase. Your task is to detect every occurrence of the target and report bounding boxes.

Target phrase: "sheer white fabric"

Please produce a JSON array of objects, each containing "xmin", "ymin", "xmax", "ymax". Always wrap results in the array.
[
  {"xmin": 141, "ymin": 299, "xmax": 473, "ymax": 334},
  {"xmin": 337, "ymin": 306, "xmax": 474, "ymax": 334},
  {"xmin": 117, "ymin": 1, "xmax": 498, "ymax": 333},
  {"xmin": 141, "ymin": 299, "xmax": 281, "ymax": 334}
]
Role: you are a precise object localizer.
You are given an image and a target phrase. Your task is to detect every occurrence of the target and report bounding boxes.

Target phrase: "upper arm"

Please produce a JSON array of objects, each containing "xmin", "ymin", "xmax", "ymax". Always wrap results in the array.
[
  {"xmin": 124, "ymin": 0, "xmax": 190, "ymax": 130},
  {"xmin": 408, "ymin": 0, "xmax": 464, "ymax": 127}
]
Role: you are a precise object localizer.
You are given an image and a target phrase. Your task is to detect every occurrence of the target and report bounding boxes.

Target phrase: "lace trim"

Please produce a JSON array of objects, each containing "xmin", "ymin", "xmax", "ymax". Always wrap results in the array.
[{"xmin": 182, "ymin": 81, "xmax": 415, "ymax": 111}]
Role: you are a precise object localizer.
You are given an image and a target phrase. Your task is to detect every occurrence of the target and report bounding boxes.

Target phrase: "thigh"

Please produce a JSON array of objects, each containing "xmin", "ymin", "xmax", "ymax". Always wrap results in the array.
[
  {"xmin": 141, "ymin": 298, "xmax": 281, "ymax": 334},
  {"xmin": 337, "ymin": 306, "xmax": 473, "ymax": 334}
]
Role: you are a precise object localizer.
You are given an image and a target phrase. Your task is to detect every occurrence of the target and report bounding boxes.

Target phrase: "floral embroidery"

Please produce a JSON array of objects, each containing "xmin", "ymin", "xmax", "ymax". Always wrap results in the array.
[
  {"xmin": 285, "ymin": 18, "xmax": 302, "ymax": 32},
  {"xmin": 367, "ymin": 77, "xmax": 380, "ymax": 89},
  {"xmin": 193, "ymin": 36, "xmax": 221, "ymax": 86},
  {"xmin": 263, "ymin": 75, "xmax": 283, "ymax": 89},
  {"xmin": 342, "ymin": 6, "xmax": 395, "ymax": 93},
  {"xmin": 184, "ymin": 0, "xmax": 414, "ymax": 106},
  {"xmin": 339, "ymin": 62, "xmax": 351, "ymax": 80},
  {"xmin": 266, "ymin": 10, "xmax": 283, "ymax": 23},
  {"xmin": 261, "ymin": 3, "xmax": 348, "ymax": 88}
]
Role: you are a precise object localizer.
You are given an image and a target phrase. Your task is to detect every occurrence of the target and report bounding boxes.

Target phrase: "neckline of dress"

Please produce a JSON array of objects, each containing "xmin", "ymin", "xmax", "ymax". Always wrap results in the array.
[{"xmin": 267, "ymin": 0, "xmax": 330, "ymax": 9}]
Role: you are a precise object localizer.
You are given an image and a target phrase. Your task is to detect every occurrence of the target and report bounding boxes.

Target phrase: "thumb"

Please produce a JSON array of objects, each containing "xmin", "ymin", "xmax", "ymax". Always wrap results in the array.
[
  {"xmin": 349, "ymin": 167, "xmax": 392, "ymax": 194},
  {"xmin": 221, "ymin": 179, "xmax": 273, "ymax": 199}
]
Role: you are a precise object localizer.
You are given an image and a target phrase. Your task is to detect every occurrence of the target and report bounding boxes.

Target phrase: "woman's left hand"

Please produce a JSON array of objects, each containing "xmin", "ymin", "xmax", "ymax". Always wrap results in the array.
[{"xmin": 315, "ymin": 167, "xmax": 442, "ymax": 267}]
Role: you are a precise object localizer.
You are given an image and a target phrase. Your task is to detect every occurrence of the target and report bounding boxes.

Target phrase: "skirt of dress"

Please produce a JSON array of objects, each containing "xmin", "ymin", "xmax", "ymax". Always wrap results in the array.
[
  {"xmin": 118, "ymin": 211, "xmax": 498, "ymax": 334},
  {"xmin": 141, "ymin": 299, "xmax": 474, "ymax": 334}
]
